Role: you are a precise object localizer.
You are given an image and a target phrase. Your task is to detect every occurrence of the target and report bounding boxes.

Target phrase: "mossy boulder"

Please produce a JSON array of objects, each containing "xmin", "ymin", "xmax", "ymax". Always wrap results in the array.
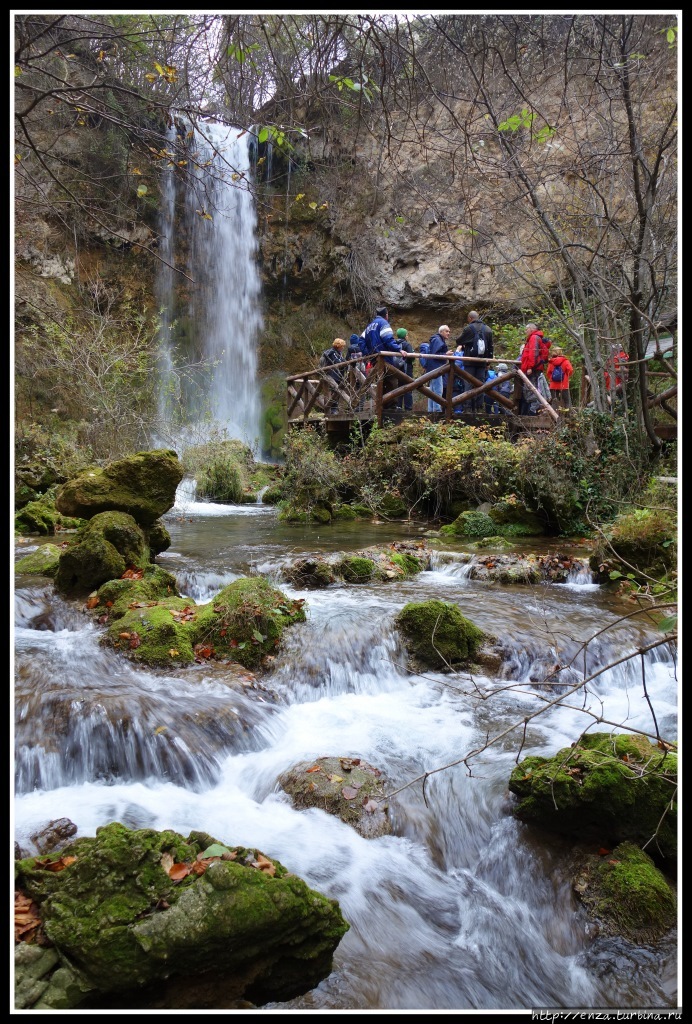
[
  {"xmin": 282, "ymin": 558, "xmax": 337, "ymax": 588},
  {"xmin": 467, "ymin": 554, "xmax": 543, "ymax": 584},
  {"xmin": 508, "ymin": 733, "xmax": 677, "ymax": 868},
  {"xmin": 331, "ymin": 504, "xmax": 357, "ymax": 521},
  {"xmin": 54, "ymin": 512, "xmax": 149, "ymax": 596},
  {"xmin": 279, "ymin": 757, "xmax": 391, "ymax": 839},
  {"xmin": 487, "ymin": 497, "xmax": 545, "ymax": 536},
  {"xmin": 278, "ymin": 501, "xmax": 332, "ymax": 524},
  {"xmin": 589, "ymin": 508, "xmax": 677, "ymax": 581},
  {"xmin": 375, "ymin": 491, "xmax": 408, "ymax": 519},
  {"xmin": 100, "ymin": 577, "xmax": 305, "ymax": 669},
  {"xmin": 15, "ymin": 496, "xmax": 85, "ymax": 536},
  {"xmin": 145, "ymin": 520, "xmax": 171, "ymax": 557},
  {"xmin": 440, "ymin": 510, "xmax": 497, "ymax": 538},
  {"xmin": 14, "ymin": 822, "xmax": 349, "ymax": 1009},
  {"xmin": 336, "ymin": 555, "xmax": 378, "ymax": 582},
  {"xmin": 191, "ymin": 578, "xmax": 307, "ymax": 669},
  {"xmin": 15, "ymin": 543, "xmax": 63, "ymax": 578},
  {"xmin": 572, "ymin": 842, "xmax": 677, "ymax": 943},
  {"xmin": 93, "ymin": 565, "xmax": 181, "ymax": 620},
  {"xmin": 395, "ymin": 599, "xmax": 485, "ymax": 670},
  {"xmin": 468, "ymin": 535, "xmax": 515, "ymax": 551},
  {"xmin": 55, "ymin": 449, "xmax": 183, "ymax": 526},
  {"xmin": 282, "ymin": 545, "xmax": 429, "ymax": 588}
]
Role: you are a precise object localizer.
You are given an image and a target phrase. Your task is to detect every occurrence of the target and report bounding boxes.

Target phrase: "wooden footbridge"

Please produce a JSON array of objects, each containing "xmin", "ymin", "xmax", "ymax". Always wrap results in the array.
[
  {"xmin": 286, "ymin": 352, "xmax": 677, "ymax": 440},
  {"xmin": 286, "ymin": 353, "xmax": 557, "ymax": 433}
]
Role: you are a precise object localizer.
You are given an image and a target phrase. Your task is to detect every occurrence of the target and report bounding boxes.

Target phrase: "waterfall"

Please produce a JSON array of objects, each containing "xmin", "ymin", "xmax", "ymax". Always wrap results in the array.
[{"xmin": 155, "ymin": 122, "xmax": 263, "ymax": 452}]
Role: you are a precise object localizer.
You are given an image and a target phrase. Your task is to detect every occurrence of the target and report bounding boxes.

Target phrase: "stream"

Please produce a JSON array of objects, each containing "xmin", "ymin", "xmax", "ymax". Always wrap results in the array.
[{"xmin": 13, "ymin": 491, "xmax": 679, "ymax": 1012}]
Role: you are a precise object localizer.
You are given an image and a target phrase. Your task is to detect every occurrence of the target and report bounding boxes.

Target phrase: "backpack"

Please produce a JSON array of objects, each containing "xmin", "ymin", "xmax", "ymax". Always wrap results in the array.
[
  {"xmin": 536, "ymin": 336, "xmax": 551, "ymax": 370},
  {"xmin": 551, "ymin": 363, "xmax": 564, "ymax": 384},
  {"xmin": 419, "ymin": 342, "xmax": 430, "ymax": 370},
  {"xmin": 475, "ymin": 326, "xmax": 486, "ymax": 356}
]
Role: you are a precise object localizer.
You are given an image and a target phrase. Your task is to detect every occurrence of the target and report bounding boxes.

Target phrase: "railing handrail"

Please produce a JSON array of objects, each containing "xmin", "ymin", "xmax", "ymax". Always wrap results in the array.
[{"xmin": 286, "ymin": 353, "xmax": 520, "ymax": 381}]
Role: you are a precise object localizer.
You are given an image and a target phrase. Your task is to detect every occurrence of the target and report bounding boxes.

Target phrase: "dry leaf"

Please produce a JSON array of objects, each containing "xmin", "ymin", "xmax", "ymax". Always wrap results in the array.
[
  {"xmin": 342, "ymin": 786, "xmax": 358, "ymax": 800},
  {"xmin": 251, "ymin": 854, "xmax": 276, "ymax": 876}
]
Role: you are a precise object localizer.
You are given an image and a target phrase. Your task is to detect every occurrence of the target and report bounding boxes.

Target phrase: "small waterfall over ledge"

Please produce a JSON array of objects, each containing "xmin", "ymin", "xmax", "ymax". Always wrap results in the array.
[{"xmin": 155, "ymin": 122, "xmax": 263, "ymax": 452}]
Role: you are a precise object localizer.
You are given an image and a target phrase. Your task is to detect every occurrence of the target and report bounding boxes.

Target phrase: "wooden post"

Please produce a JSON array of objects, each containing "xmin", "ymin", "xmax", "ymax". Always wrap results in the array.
[
  {"xmin": 376, "ymin": 355, "xmax": 385, "ymax": 428},
  {"xmin": 445, "ymin": 356, "xmax": 455, "ymax": 421}
]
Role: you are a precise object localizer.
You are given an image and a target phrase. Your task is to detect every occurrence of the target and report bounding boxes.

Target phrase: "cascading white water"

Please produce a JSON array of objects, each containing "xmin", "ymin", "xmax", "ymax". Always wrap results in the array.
[{"xmin": 155, "ymin": 122, "xmax": 263, "ymax": 451}]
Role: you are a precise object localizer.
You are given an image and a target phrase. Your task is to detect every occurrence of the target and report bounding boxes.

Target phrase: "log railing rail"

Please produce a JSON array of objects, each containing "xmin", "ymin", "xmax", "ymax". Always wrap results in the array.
[{"xmin": 286, "ymin": 353, "xmax": 556, "ymax": 425}]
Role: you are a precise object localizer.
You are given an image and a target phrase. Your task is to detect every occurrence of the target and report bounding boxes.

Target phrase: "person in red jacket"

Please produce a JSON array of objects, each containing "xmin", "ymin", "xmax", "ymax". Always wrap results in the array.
[
  {"xmin": 519, "ymin": 323, "xmax": 550, "ymax": 414},
  {"xmin": 546, "ymin": 346, "xmax": 574, "ymax": 409},
  {"xmin": 604, "ymin": 347, "xmax": 629, "ymax": 397}
]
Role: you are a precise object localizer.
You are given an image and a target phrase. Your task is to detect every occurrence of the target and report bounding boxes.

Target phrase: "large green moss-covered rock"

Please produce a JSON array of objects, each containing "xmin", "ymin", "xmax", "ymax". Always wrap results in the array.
[
  {"xmin": 395, "ymin": 599, "xmax": 484, "ymax": 669},
  {"xmin": 572, "ymin": 842, "xmax": 677, "ymax": 944},
  {"xmin": 54, "ymin": 511, "xmax": 149, "ymax": 595},
  {"xmin": 55, "ymin": 449, "xmax": 183, "ymax": 526},
  {"xmin": 100, "ymin": 577, "xmax": 306, "ymax": 669},
  {"xmin": 15, "ymin": 496, "xmax": 85, "ymax": 536},
  {"xmin": 15, "ymin": 543, "xmax": 63, "ymax": 578},
  {"xmin": 15, "ymin": 822, "xmax": 349, "ymax": 1009},
  {"xmin": 508, "ymin": 733, "xmax": 677, "ymax": 866}
]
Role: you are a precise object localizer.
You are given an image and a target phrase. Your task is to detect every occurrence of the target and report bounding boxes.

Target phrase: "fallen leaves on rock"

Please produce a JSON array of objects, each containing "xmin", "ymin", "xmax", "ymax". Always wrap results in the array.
[{"xmin": 15, "ymin": 890, "xmax": 47, "ymax": 945}]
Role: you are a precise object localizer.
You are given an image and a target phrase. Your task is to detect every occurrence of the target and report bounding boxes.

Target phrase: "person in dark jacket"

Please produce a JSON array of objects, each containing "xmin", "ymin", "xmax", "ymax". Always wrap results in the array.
[
  {"xmin": 426, "ymin": 325, "xmax": 450, "ymax": 413},
  {"xmin": 395, "ymin": 327, "xmax": 415, "ymax": 410},
  {"xmin": 319, "ymin": 337, "xmax": 347, "ymax": 413},
  {"xmin": 455, "ymin": 311, "xmax": 493, "ymax": 411},
  {"xmin": 361, "ymin": 305, "xmax": 403, "ymax": 402}
]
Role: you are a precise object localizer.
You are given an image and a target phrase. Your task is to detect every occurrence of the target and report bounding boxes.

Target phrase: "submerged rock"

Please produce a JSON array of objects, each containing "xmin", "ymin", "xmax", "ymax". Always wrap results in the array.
[
  {"xmin": 282, "ymin": 543, "xmax": 430, "ymax": 588},
  {"xmin": 279, "ymin": 757, "xmax": 391, "ymax": 839},
  {"xmin": 14, "ymin": 822, "xmax": 349, "ymax": 1010}
]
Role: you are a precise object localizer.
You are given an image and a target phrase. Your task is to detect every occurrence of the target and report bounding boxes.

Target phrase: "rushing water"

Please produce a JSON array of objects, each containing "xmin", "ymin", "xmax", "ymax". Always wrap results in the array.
[
  {"xmin": 155, "ymin": 123, "xmax": 262, "ymax": 450},
  {"xmin": 13, "ymin": 492, "xmax": 679, "ymax": 1012}
]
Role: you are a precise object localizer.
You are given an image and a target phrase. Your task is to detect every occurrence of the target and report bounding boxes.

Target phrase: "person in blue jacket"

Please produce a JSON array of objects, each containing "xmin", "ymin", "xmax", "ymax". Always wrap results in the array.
[{"xmin": 361, "ymin": 305, "xmax": 403, "ymax": 402}]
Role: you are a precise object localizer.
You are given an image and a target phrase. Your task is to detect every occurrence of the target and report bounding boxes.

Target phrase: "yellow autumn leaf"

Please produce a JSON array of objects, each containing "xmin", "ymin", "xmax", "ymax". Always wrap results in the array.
[
  {"xmin": 308, "ymin": 202, "xmax": 317, "ymax": 210},
  {"xmin": 294, "ymin": 193, "xmax": 305, "ymax": 202},
  {"xmin": 145, "ymin": 73, "xmax": 157, "ymax": 82},
  {"xmin": 155, "ymin": 725, "xmax": 168, "ymax": 734},
  {"xmin": 329, "ymin": 774, "xmax": 344, "ymax": 784},
  {"xmin": 154, "ymin": 62, "xmax": 165, "ymax": 75},
  {"xmin": 132, "ymin": 167, "xmax": 142, "ymax": 175}
]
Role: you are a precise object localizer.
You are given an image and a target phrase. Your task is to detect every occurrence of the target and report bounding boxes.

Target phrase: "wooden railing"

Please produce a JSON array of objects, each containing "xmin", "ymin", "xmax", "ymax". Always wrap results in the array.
[{"xmin": 286, "ymin": 353, "xmax": 557, "ymax": 425}]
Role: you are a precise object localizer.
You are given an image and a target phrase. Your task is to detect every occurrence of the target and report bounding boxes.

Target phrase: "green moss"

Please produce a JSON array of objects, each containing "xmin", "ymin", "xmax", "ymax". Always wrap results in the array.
[
  {"xmin": 55, "ymin": 449, "xmax": 183, "ymax": 526},
  {"xmin": 509, "ymin": 733, "xmax": 677, "ymax": 864},
  {"xmin": 55, "ymin": 511, "xmax": 149, "ymax": 595},
  {"xmin": 390, "ymin": 552, "xmax": 426, "ymax": 575},
  {"xmin": 15, "ymin": 543, "xmax": 63, "ymax": 577},
  {"xmin": 261, "ymin": 484, "xmax": 285, "ymax": 505},
  {"xmin": 15, "ymin": 822, "xmax": 349, "ymax": 1001},
  {"xmin": 15, "ymin": 497, "xmax": 85, "ymax": 536},
  {"xmin": 191, "ymin": 577, "xmax": 306, "ymax": 668},
  {"xmin": 102, "ymin": 597, "xmax": 198, "ymax": 665},
  {"xmin": 441, "ymin": 510, "xmax": 497, "ymax": 538},
  {"xmin": 468, "ymin": 535, "xmax": 514, "ymax": 551},
  {"xmin": 331, "ymin": 504, "xmax": 357, "ymax": 520},
  {"xmin": 277, "ymin": 502, "xmax": 331, "ymax": 524},
  {"xmin": 395, "ymin": 599, "xmax": 484, "ymax": 669},
  {"xmin": 94, "ymin": 565, "xmax": 180, "ymax": 618},
  {"xmin": 336, "ymin": 556, "xmax": 377, "ymax": 582},
  {"xmin": 574, "ymin": 842, "xmax": 677, "ymax": 943}
]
